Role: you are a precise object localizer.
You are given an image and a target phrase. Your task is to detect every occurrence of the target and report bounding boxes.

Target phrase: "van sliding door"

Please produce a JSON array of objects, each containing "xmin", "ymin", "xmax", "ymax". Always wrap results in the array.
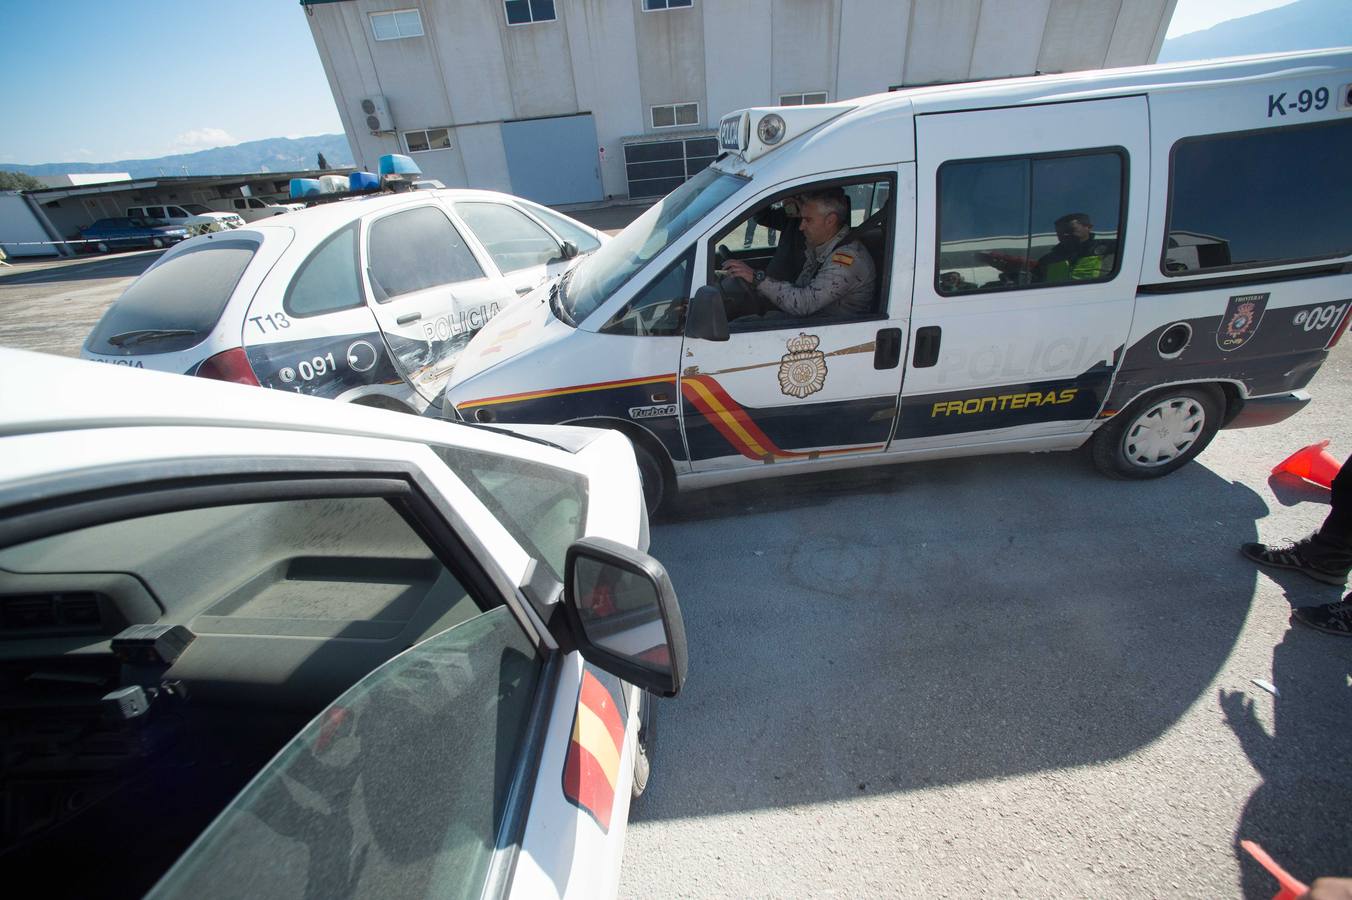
[{"xmin": 894, "ymin": 96, "xmax": 1149, "ymax": 455}]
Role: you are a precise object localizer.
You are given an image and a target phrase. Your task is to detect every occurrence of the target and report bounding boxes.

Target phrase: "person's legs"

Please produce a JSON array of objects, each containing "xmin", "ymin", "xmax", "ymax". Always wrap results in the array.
[
  {"xmin": 1241, "ymin": 453, "xmax": 1352, "ymax": 585},
  {"xmin": 1292, "ymin": 593, "xmax": 1352, "ymax": 635}
]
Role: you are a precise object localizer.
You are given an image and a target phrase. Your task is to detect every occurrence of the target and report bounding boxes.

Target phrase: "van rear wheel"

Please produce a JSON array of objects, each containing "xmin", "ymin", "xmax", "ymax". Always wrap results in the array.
[{"xmin": 1091, "ymin": 384, "xmax": 1222, "ymax": 479}]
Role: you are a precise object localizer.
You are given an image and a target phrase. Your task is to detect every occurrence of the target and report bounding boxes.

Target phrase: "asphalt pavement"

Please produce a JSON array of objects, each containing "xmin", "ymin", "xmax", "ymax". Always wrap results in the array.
[{"xmin": 1, "ymin": 218, "xmax": 1349, "ymax": 898}]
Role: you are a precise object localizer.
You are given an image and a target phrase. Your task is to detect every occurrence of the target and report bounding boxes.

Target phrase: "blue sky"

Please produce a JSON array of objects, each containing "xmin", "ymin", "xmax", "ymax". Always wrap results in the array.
[
  {"xmin": 0, "ymin": 0, "xmax": 1309, "ymax": 166},
  {"xmin": 1, "ymin": 0, "xmax": 343, "ymax": 165}
]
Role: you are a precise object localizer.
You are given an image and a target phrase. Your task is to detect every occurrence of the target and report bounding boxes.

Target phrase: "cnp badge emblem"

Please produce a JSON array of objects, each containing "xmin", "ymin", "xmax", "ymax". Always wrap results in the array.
[
  {"xmin": 1217, "ymin": 292, "xmax": 1269, "ymax": 352},
  {"xmin": 778, "ymin": 333, "xmax": 827, "ymax": 398}
]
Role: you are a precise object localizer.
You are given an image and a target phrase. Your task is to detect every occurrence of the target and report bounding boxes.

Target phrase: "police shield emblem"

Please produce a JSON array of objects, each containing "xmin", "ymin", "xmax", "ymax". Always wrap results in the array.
[
  {"xmin": 778, "ymin": 333, "xmax": 827, "ymax": 398},
  {"xmin": 1216, "ymin": 292, "xmax": 1268, "ymax": 352}
]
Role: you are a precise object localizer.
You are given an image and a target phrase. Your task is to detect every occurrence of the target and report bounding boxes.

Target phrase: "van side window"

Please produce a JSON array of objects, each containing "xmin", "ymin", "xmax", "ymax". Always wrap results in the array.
[
  {"xmin": 936, "ymin": 150, "xmax": 1124, "ymax": 295},
  {"xmin": 709, "ymin": 175, "xmax": 893, "ymax": 329},
  {"xmin": 284, "ymin": 223, "xmax": 363, "ymax": 317},
  {"xmin": 601, "ymin": 249, "xmax": 692, "ymax": 336},
  {"xmin": 367, "ymin": 206, "xmax": 485, "ymax": 301},
  {"xmin": 1164, "ymin": 118, "xmax": 1352, "ymax": 275}
]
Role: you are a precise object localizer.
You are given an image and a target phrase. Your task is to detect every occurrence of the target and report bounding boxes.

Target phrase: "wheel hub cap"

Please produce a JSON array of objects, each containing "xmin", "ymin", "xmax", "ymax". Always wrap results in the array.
[{"xmin": 1123, "ymin": 397, "xmax": 1205, "ymax": 467}]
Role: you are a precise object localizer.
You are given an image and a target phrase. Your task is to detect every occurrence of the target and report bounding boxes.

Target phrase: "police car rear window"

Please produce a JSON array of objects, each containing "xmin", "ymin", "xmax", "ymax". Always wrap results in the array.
[{"xmin": 86, "ymin": 239, "xmax": 257, "ymax": 356}]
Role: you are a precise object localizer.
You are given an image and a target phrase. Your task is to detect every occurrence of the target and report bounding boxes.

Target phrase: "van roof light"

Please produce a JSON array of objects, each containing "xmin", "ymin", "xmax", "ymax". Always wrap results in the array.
[
  {"xmin": 757, "ymin": 114, "xmax": 786, "ymax": 145},
  {"xmin": 378, "ymin": 153, "xmax": 421, "ymax": 176}
]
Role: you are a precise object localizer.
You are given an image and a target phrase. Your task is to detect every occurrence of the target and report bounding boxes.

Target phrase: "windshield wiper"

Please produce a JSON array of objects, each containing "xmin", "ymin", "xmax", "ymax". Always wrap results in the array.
[{"xmin": 105, "ymin": 328, "xmax": 198, "ymax": 348}]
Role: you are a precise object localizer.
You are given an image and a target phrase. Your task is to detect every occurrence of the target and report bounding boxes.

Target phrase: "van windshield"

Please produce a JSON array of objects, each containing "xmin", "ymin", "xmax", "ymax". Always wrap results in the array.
[{"xmin": 559, "ymin": 166, "xmax": 746, "ymax": 324}]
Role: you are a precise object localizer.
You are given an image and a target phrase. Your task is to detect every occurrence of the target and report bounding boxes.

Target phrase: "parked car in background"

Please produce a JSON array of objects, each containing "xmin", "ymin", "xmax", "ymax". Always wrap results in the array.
[
  {"xmin": 208, "ymin": 196, "xmax": 306, "ymax": 222},
  {"xmin": 81, "ymin": 188, "xmax": 607, "ymax": 415},
  {"xmin": 78, "ymin": 217, "xmax": 191, "ymax": 253},
  {"xmin": 0, "ymin": 348, "xmax": 686, "ymax": 899},
  {"xmin": 126, "ymin": 204, "xmax": 244, "ymax": 234}
]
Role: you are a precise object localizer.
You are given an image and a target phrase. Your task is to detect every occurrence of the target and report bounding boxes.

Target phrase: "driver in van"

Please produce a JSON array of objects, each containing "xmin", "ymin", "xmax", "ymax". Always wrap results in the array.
[{"xmin": 723, "ymin": 188, "xmax": 876, "ymax": 318}]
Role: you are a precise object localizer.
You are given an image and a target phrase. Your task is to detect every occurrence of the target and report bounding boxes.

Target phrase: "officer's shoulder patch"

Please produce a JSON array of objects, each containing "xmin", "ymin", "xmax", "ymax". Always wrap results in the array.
[{"xmin": 831, "ymin": 251, "xmax": 854, "ymax": 266}]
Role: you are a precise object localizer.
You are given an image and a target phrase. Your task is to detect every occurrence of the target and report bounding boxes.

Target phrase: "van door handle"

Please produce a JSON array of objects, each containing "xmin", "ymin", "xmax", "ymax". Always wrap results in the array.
[
  {"xmin": 874, "ymin": 328, "xmax": 902, "ymax": 370},
  {"xmin": 912, "ymin": 326, "xmax": 942, "ymax": 368},
  {"xmin": 396, "ymin": 312, "xmax": 422, "ymax": 325}
]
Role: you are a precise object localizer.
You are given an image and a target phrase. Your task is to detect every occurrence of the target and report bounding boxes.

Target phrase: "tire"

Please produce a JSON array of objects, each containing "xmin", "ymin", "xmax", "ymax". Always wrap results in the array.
[
  {"xmin": 631, "ymin": 692, "xmax": 653, "ymax": 800},
  {"xmin": 1091, "ymin": 384, "xmax": 1223, "ymax": 479},
  {"xmin": 634, "ymin": 442, "xmax": 666, "ymax": 516},
  {"xmin": 151, "ymin": 238, "xmax": 165, "ymax": 249},
  {"xmin": 96, "ymin": 242, "xmax": 110, "ymax": 254}
]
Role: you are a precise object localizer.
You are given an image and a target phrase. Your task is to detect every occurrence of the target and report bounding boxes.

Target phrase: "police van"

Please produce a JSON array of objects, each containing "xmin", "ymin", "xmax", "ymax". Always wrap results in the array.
[{"xmin": 441, "ymin": 49, "xmax": 1352, "ymax": 511}]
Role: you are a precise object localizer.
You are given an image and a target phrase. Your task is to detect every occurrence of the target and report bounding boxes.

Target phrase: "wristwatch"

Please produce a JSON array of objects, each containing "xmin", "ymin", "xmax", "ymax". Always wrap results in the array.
[{"xmin": 753, "ymin": 269, "xmax": 766, "ymax": 285}]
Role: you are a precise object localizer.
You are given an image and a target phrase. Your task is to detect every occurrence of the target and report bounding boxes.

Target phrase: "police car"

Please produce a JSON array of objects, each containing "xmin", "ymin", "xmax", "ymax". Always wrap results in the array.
[
  {"xmin": 441, "ymin": 48, "xmax": 1352, "ymax": 511},
  {"xmin": 0, "ymin": 349, "xmax": 686, "ymax": 899},
  {"xmin": 81, "ymin": 187, "xmax": 607, "ymax": 415}
]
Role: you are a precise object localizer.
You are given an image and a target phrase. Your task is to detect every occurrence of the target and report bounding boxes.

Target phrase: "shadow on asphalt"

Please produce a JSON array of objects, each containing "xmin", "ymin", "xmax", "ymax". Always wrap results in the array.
[
  {"xmin": 637, "ymin": 451, "xmax": 1272, "ymax": 821},
  {"xmin": 1226, "ymin": 623, "xmax": 1352, "ymax": 898},
  {"xmin": 0, "ymin": 250, "xmax": 162, "ymax": 285}
]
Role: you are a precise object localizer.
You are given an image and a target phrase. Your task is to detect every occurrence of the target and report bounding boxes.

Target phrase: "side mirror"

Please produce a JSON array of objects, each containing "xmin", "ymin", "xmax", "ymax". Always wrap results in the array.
[
  {"xmin": 560, "ymin": 240, "xmax": 579, "ymax": 260},
  {"xmin": 685, "ymin": 284, "xmax": 729, "ymax": 342},
  {"xmin": 562, "ymin": 536, "xmax": 688, "ymax": 698}
]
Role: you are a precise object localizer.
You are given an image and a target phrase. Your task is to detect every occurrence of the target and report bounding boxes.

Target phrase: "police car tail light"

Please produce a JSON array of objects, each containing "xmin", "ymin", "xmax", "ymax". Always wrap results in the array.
[{"xmin": 196, "ymin": 348, "xmax": 259, "ymax": 386}]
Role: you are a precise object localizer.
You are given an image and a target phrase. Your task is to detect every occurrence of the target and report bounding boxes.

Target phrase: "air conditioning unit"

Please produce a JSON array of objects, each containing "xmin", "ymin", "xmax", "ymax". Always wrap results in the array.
[{"xmin": 360, "ymin": 95, "xmax": 393, "ymax": 133}]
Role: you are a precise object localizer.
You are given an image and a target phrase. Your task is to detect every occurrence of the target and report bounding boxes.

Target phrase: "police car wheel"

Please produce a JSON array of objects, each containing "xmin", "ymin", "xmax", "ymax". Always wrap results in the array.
[{"xmin": 1091, "ymin": 384, "xmax": 1222, "ymax": 479}]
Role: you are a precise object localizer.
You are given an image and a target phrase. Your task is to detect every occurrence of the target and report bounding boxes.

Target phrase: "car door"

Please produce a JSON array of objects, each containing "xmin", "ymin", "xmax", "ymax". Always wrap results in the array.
[
  {"xmin": 892, "ymin": 97, "xmax": 1149, "ymax": 454},
  {"xmin": 452, "ymin": 199, "xmax": 572, "ymax": 298},
  {"xmin": 0, "ymin": 421, "xmax": 643, "ymax": 900},
  {"xmin": 362, "ymin": 203, "xmax": 517, "ymax": 405},
  {"xmin": 679, "ymin": 171, "xmax": 909, "ymax": 473}
]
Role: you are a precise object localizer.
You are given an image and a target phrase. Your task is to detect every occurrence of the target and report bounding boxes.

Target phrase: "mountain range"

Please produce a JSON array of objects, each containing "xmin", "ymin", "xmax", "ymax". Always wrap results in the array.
[
  {"xmin": 5, "ymin": 134, "xmax": 354, "ymax": 180},
  {"xmin": 1158, "ymin": 0, "xmax": 1351, "ymax": 64}
]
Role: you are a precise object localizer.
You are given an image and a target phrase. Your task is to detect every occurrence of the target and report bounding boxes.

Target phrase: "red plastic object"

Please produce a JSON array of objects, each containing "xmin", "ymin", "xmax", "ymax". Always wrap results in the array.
[
  {"xmin": 1271, "ymin": 440, "xmax": 1342, "ymax": 488},
  {"xmin": 195, "ymin": 347, "xmax": 259, "ymax": 386},
  {"xmin": 1242, "ymin": 840, "xmax": 1308, "ymax": 900}
]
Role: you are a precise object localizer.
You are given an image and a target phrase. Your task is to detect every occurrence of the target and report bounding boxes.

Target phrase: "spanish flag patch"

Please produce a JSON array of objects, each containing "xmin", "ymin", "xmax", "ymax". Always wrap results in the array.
[
  {"xmin": 831, "ymin": 252, "xmax": 854, "ymax": 266},
  {"xmin": 562, "ymin": 670, "xmax": 626, "ymax": 831}
]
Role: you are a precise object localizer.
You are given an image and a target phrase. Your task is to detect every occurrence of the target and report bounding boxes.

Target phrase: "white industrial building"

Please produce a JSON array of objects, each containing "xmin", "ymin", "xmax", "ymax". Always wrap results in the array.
[{"xmin": 303, "ymin": 0, "xmax": 1176, "ymax": 204}]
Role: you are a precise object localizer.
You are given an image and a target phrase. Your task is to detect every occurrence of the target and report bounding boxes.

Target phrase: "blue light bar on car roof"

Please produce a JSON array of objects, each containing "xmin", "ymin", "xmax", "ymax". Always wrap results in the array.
[{"xmin": 378, "ymin": 154, "xmax": 421, "ymax": 176}]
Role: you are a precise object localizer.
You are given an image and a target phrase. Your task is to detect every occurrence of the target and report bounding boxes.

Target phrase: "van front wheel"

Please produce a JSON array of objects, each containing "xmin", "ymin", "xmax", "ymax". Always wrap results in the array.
[{"xmin": 1091, "ymin": 384, "xmax": 1222, "ymax": 479}]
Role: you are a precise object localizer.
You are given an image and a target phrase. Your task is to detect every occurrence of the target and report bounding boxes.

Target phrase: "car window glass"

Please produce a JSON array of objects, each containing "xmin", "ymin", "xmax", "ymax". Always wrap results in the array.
[
  {"xmin": 86, "ymin": 239, "xmax": 258, "ymax": 353},
  {"xmin": 284, "ymin": 223, "xmax": 363, "ymax": 317},
  {"xmin": 367, "ymin": 206, "xmax": 484, "ymax": 301},
  {"xmin": 249, "ymin": 199, "xmax": 266, "ymax": 209},
  {"xmin": 432, "ymin": 445, "xmax": 588, "ymax": 585},
  {"xmin": 601, "ymin": 248, "xmax": 692, "ymax": 337},
  {"xmin": 0, "ymin": 493, "xmax": 512, "ymax": 899},
  {"xmin": 169, "ymin": 207, "xmax": 188, "ymax": 217},
  {"xmin": 153, "ymin": 606, "xmax": 540, "ymax": 900},
  {"xmin": 937, "ymin": 149, "xmax": 1123, "ymax": 295},
  {"xmin": 235, "ymin": 199, "xmax": 247, "ymax": 209},
  {"xmin": 1165, "ymin": 118, "xmax": 1352, "ymax": 274},
  {"xmin": 454, "ymin": 202, "xmax": 561, "ymax": 274},
  {"xmin": 521, "ymin": 202, "xmax": 602, "ymax": 253}
]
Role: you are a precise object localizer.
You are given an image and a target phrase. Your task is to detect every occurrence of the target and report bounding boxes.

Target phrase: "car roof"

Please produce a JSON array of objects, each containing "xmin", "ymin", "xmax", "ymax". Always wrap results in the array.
[
  {"xmin": 0, "ymin": 348, "xmax": 530, "ymax": 457},
  {"xmin": 245, "ymin": 187, "xmax": 565, "ymax": 244}
]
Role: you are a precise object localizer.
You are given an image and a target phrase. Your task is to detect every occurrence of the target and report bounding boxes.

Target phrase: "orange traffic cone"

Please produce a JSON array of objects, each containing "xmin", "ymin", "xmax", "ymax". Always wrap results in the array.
[
  {"xmin": 1241, "ymin": 840, "xmax": 1308, "ymax": 900},
  {"xmin": 1271, "ymin": 440, "xmax": 1342, "ymax": 488}
]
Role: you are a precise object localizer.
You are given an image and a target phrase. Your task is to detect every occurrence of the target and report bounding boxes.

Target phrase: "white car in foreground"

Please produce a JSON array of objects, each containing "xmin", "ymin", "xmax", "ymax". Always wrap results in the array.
[
  {"xmin": 82, "ymin": 189, "xmax": 607, "ymax": 415},
  {"xmin": 0, "ymin": 350, "xmax": 686, "ymax": 899}
]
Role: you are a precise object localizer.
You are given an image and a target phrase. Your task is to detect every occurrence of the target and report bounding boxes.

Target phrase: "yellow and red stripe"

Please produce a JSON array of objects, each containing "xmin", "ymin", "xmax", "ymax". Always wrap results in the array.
[
  {"xmin": 680, "ymin": 374, "xmax": 882, "ymax": 461},
  {"xmin": 563, "ymin": 670, "xmax": 626, "ymax": 831}
]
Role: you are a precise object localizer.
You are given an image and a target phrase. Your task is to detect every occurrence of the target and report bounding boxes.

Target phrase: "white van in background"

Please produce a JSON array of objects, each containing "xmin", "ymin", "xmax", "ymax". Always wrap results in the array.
[{"xmin": 209, "ymin": 196, "xmax": 306, "ymax": 222}]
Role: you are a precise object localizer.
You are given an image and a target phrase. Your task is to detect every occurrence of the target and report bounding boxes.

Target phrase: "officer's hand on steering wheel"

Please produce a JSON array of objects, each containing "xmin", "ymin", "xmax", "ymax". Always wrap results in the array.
[{"xmin": 723, "ymin": 259, "xmax": 757, "ymax": 284}]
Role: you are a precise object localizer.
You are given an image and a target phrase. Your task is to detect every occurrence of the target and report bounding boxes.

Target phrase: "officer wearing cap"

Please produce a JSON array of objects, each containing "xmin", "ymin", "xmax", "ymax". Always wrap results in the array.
[{"xmin": 724, "ymin": 188, "xmax": 876, "ymax": 317}]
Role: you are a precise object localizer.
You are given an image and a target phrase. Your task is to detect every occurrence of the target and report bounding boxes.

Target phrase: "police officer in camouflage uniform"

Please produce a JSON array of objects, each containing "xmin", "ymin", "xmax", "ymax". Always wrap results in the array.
[{"xmin": 724, "ymin": 188, "xmax": 876, "ymax": 317}]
